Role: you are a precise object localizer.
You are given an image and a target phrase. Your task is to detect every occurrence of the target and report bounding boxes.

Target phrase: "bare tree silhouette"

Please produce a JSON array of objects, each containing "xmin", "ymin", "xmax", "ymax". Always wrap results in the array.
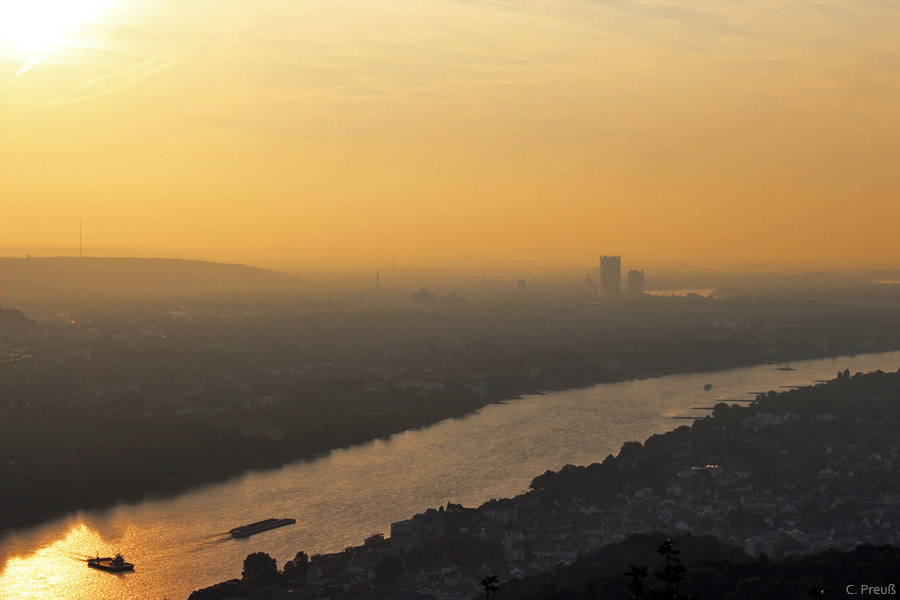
[
  {"xmin": 624, "ymin": 565, "xmax": 649, "ymax": 599},
  {"xmin": 480, "ymin": 574, "xmax": 499, "ymax": 600}
]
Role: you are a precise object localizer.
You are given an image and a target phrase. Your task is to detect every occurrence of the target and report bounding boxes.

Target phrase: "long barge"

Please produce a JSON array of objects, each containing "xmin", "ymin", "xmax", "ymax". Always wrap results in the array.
[{"xmin": 230, "ymin": 518, "xmax": 296, "ymax": 538}]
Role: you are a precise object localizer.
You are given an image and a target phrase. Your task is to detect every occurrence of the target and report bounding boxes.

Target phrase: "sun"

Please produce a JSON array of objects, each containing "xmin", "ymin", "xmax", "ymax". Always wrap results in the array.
[{"xmin": 0, "ymin": 0, "xmax": 113, "ymax": 58}]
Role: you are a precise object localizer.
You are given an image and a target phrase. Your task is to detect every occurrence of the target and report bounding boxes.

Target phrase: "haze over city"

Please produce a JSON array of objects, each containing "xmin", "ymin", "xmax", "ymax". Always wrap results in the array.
[
  {"xmin": 4, "ymin": 2, "xmax": 900, "ymax": 600},
  {"xmin": 3, "ymin": 0, "xmax": 900, "ymax": 270}
]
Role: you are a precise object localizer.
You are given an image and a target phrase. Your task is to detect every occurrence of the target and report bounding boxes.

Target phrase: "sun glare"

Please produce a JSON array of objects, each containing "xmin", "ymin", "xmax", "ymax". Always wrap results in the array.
[{"xmin": 0, "ymin": 0, "xmax": 113, "ymax": 59}]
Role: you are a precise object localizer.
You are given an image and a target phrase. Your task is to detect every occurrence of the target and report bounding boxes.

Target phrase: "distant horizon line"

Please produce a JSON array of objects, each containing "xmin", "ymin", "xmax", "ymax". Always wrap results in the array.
[{"xmin": 2, "ymin": 251, "xmax": 900, "ymax": 276}]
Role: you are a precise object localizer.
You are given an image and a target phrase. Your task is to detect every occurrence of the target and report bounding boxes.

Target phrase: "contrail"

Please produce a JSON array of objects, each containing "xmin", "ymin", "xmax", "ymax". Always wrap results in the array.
[
  {"xmin": 14, "ymin": 56, "xmax": 42, "ymax": 77},
  {"xmin": 48, "ymin": 57, "xmax": 179, "ymax": 105}
]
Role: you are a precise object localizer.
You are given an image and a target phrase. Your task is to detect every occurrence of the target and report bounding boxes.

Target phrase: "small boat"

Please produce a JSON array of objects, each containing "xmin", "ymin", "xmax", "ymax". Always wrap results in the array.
[
  {"xmin": 230, "ymin": 518, "xmax": 296, "ymax": 538},
  {"xmin": 88, "ymin": 553, "xmax": 134, "ymax": 571},
  {"xmin": 776, "ymin": 365, "xmax": 795, "ymax": 371},
  {"xmin": 704, "ymin": 384, "xmax": 713, "ymax": 391}
]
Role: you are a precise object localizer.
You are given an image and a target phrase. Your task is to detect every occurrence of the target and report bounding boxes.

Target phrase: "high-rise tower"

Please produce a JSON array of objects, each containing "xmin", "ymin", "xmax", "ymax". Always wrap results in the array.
[
  {"xmin": 627, "ymin": 269, "xmax": 644, "ymax": 294},
  {"xmin": 599, "ymin": 256, "xmax": 621, "ymax": 296}
]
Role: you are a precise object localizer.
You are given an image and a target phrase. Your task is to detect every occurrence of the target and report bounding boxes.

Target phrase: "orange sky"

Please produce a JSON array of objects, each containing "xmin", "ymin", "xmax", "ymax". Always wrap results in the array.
[{"xmin": 1, "ymin": 0, "xmax": 899, "ymax": 271}]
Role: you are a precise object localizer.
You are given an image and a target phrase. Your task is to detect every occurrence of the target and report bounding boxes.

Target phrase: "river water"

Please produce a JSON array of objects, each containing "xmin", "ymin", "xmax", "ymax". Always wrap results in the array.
[{"xmin": 2, "ymin": 351, "xmax": 899, "ymax": 600}]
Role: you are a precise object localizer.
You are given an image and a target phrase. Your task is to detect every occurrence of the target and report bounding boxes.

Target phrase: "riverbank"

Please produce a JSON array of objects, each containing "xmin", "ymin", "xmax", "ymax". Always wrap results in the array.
[
  {"xmin": 4, "ymin": 341, "xmax": 899, "ymax": 537},
  {"xmin": 189, "ymin": 367, "xmax": 900, "ymax": 599},
  {"xmin": 8, "ymin": 285, "xmax": 900, "ymax": 535}
]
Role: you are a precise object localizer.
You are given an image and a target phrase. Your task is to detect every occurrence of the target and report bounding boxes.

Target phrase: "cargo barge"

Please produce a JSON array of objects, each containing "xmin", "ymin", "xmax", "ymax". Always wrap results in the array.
[{"xmin": 230, "ymin": 518, "xmax": 296, "ymax": 538}]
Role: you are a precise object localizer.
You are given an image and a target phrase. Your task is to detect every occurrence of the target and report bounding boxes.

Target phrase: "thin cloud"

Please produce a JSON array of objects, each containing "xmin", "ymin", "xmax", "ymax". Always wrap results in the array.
[
  {"xmin": 14, "ymin": 57, "xmax": 43, "ymax": 78},
  {"xmin": 48, "ymin": 57, "xmax": 179, "ymax": 105}
]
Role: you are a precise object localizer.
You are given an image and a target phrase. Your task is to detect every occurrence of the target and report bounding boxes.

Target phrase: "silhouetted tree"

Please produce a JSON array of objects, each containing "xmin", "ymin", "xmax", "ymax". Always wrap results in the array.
[
  {"xmin": 656, "ymin": 538, "xmax": 686, "ymax": 599},
  {"xmin": 282, "ymin": 551, "xmax": 309, "ymax": 584},
  {"xmin": 480, "ymin": 574, "xmax": 499, "ymax": 600},
  {"xmin": 242, "ymin": 552, "xmax": 278, "ymax": 585},
  {"xmin": 619, "ymin": 441, "xmax": 643, "ymax": 462},
  {"xmin": 625, "ymin": 565, "xmax": 648, "ymax": 599}
]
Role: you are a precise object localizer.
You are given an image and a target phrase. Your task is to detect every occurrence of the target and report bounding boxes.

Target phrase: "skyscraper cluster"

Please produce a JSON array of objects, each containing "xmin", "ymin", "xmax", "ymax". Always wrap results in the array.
[{"xmin": 595, "ymin": 255, "xmax": 644, "ymax": 296}]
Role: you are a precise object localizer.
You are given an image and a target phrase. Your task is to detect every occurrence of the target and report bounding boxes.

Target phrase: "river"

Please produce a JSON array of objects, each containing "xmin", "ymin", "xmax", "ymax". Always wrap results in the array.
[{"xmin": 2, "ymin": 351, "xmax": 899, "ymax": 599}]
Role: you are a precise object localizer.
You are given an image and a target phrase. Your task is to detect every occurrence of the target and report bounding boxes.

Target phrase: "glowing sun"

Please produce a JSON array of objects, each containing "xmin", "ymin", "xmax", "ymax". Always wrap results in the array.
[{"xmin": 0, "ymin": 0, "xmax": 113, "ymax": 58}]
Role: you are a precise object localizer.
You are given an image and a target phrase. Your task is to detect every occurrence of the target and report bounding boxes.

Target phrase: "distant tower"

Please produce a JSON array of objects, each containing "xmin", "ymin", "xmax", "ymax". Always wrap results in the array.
[
  {"xmin": 599, "ymin": 256, "xmax": 621, "ymax": 296},
  {"xmin": 79, "ymin": 220, "xmax": 82, "ymax": 257},
  {"xmin": 627, "ymin": 270, "xmax": 645, "ymax": 295}
]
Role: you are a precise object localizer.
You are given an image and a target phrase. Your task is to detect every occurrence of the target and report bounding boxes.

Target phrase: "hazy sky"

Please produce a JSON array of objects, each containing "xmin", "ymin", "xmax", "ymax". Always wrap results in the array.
[{"xmin": 2, "ymin": 0, "xmax": 899, "ymax": 270}]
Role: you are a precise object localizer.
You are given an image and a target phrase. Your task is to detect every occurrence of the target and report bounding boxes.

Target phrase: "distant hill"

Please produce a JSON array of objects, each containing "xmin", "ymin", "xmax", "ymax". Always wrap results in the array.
[
  {"xmin": 0, "ymin": 307, "xmax": 37, "ymax": 334},
  {"xmin": 0, "ymin": 257, "xmax": 299, "ymax": 301}
]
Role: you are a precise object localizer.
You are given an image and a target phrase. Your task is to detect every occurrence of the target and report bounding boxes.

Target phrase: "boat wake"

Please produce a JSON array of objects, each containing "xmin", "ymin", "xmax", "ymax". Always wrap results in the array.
[
  {"xmin": 183, "ymin": 533, "xmax": 232, "ymax": 552},
  {"xmin": 64, "ymin": 551, "xmax": 95, "ymax": 562}
]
